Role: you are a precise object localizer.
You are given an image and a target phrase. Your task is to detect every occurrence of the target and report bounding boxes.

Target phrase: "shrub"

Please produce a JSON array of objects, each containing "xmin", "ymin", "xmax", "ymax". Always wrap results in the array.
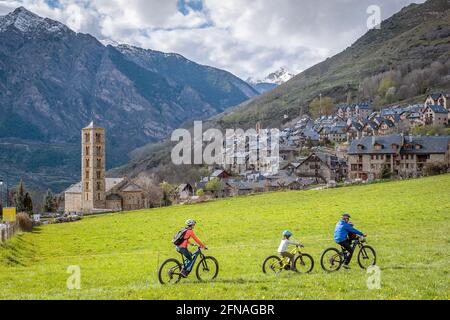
[
  {"xmin": 381, "ymin": 165, "xmax": 392, "ymax": 179},
  {"xmin": 424, "ymin": 162, "xmax": 449, "ymax": 177},
  {"xmin": 17, "ymin": 212, "xmax": 33, "ymax": 232},
  {"xmin": 196, "ymin": 189, "xmax": 205, "ymax": 197}
]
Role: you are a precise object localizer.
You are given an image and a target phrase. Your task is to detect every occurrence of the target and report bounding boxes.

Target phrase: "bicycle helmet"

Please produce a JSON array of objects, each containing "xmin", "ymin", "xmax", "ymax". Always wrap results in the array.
[
  {"xmin": 342, "ymin": 213, "xmax": 351, "ymax": 219},
  {"xmin": 282, "ymin": 230, "xmax": 293, "ymax": 238},
  {"xmin": 186, "ymin": 219, "xmax": 197, "ymax": 227}
]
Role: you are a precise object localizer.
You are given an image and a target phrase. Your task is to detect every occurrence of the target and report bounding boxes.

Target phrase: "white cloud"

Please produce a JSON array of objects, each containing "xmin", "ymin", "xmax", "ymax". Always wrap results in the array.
[{"xmin": 0, "ymin": 0, "xmax": 426, "ymax": 79}]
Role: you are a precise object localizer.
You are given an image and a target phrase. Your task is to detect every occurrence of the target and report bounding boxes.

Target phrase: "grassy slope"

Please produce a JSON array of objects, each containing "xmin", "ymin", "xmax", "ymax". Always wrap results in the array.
[{"xmin": 1, "ymin": 175, "xmax": 449, "ymax": 300}]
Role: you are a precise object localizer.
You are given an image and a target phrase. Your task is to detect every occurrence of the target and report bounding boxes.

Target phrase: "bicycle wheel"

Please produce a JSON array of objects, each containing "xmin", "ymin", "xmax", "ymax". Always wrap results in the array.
[
  {"xmin": 320, "ymin": 248, "xmax": 344, "ymax": 272},
  {"xmin": 294, "ymin": 253, "xmax": 315, "ymax": 274},
  {"xmin": 262, "ymin": 256, "xmax": 283, "ymax": 274},
  {"xmin": 358, "ymin": 246, "xmax": 377, "ymax": 269},
  {"xmin": 158, "ymin": 259, "xmax": 182, "ymax": 285},
  {"xmin": 196, "ymin": 256, "xmax": 219, "ymax": 282}
]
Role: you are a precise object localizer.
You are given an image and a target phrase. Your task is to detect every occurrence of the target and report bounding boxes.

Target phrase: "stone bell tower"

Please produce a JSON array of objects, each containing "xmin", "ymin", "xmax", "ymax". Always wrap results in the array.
[{"xmin": 81, "ymin": 121, "xmax": 106, "ymax": 212}]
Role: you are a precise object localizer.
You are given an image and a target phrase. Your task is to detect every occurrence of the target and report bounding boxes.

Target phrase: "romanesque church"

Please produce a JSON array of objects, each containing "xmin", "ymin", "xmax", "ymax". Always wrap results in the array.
[{"xmin": 64, "ymin": 122, "xmax": 149, "ymax": 213}]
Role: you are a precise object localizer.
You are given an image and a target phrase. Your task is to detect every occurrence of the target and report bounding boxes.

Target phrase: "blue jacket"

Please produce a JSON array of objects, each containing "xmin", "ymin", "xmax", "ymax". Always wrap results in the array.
[{"xmin": 334, "ymin": 220, "xmax": 364, "ymax": 243}]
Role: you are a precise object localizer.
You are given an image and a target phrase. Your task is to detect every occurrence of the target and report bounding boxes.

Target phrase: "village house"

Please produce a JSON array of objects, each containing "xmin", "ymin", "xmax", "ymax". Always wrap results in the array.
[
  {"xmin": 424, "ymin": 93, "xmax": 449, "ymax": 112},
  {"xmin": 64, "ymin": 122, "xmax": 149, "ymax": 214},
  {"xmin": 421, "ymin": 105, "xmax": 449, "ymax": 127},
  {"xmin": 175, "ymin": 184, "xmax": 195, "ymax": 201},
  {"xmin": 294, "ymin": 152, "xmax": 347, "ymax": 183},
  {"xmin": 348, "ymin": 135, "xmax": 450, "ymax": 180},
  {"xmin": 346, "ymin": 121, "xmax": 364, "ymax": 142}
]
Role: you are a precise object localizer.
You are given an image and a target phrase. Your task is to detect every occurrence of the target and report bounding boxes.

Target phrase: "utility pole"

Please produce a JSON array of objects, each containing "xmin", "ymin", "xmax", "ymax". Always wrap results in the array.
[
  {"xmin": 0, "ymin": 179, "xmax": 3, "ymax": 210},
  {"xmin": 319, "ymin": 93, "xmax": 323, "ymax": 116}
]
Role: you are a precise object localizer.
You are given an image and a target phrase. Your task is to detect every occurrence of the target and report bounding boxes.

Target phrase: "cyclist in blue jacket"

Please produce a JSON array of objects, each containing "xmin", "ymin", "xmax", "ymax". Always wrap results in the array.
[{"xmin": 334, "ymin": 213, "xmax": 367, "ymax": 269}]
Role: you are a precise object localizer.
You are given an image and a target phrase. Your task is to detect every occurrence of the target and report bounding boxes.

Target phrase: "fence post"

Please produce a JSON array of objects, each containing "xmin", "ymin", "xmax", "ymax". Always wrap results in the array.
[{"xmin": 1, "ymin": 227, "xmax": 4, "ymax": 243}]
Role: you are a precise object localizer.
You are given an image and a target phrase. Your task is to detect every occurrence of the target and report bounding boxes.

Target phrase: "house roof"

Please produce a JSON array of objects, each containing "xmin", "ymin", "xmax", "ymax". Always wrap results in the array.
[
  {"xmin": 429, "ymin": 93, "xmax": 444, "ymax": 101},
  {"xmin": 177, "ymin": 184, "xmax": 193, "ymax": 193},
  {"xmin": 349, "ymin": 135, "xmax": 404, "ymax": 155},
  {"xmin": 349, "ymin": 135, "xmax": 450, "ymax": 155},
  {"xmin": 402, "ymin": 136, "xmax": 450, "ymax": 154},
  {"xmin": 426, "ymin": 105, "xmax": 449, "ymax": 114},
  {"xmin": 211, "ymin": 170, "xmax": 228, "ymax": 178}
]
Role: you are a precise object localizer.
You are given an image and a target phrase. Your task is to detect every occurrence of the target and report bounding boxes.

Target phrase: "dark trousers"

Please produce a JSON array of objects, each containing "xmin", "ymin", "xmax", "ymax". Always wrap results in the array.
[
  {"xmin": 177, "ymin": 247, "xmax": 194, "ymax": 272},
  {"xmin": 338, "ymin": 240, "xmax": 354, "ymax": 265}
]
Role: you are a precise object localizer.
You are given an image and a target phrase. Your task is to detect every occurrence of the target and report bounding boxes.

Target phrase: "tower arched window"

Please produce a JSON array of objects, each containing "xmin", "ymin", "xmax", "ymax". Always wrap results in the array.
[
  {"xmin": 86, "ymin": 159, "xmax": 90, "ymax": 168},
  {"xmin": 85, "ymin": 133, "xmax": 90, "ymax": 143},
  {"xmin": 97, "ymin": 158, "xmax": 102, "ymax": 168}
]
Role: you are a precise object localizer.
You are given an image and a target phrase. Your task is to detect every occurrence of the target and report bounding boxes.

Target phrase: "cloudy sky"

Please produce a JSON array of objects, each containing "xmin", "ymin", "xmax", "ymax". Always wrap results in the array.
[{"xmin": 0, "ymin": 0, "xmax": 425, "ymax": 79}]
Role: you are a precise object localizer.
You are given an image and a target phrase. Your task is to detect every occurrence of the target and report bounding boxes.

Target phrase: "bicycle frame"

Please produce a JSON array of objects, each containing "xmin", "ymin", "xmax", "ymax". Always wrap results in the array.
[
  {"xmin": 279, "ymin": 246, "xmax": 303, "ymax": 267},
  {"xmin": 341, "ymin": 238, "xmax": 365, "ymax": 257},
  {"xmin": 179, "ymin": 247, "xmax": 205, "ymax": 272}
]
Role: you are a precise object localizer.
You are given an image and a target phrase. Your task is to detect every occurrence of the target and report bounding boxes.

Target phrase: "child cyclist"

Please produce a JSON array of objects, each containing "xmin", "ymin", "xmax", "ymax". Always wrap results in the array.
[{"xmin": 278, "ymin": 230, "xmax": 304, "ymax": 271}]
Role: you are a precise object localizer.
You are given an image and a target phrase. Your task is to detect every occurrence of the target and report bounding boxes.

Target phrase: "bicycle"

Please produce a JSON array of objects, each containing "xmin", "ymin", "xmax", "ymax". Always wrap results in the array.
[
  {"xmin": 262, "ymin": 246, "xmax": 314, "ymax": 275},
  {"xmin": 158, "ymin": 245, "xmax": 219, "ymax": 285},
  {"xmin": 320, "ymin": 236, "xmax": 376, "ymax": 272}
]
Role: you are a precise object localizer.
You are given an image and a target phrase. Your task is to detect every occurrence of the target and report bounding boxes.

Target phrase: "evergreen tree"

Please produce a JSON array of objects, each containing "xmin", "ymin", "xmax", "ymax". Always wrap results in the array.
[
  {"xmin": 13, "ymin": 180, "xmax": 26, "ymax": 212},
  {"xmin": 43, "ymin": 189, "xmax": 56, "ymax": 213},
  {"xmin": 24, "ymin": 193, "xmax": 33, "ymax": 214},
  {"xmin": 13, "ymin": 181, "xmax": 33, "ymax": 214}
]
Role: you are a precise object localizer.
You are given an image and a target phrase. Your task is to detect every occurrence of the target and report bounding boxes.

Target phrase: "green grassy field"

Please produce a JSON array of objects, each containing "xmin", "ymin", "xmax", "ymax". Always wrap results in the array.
[{"xmin": 1, "ymin": 175, "xmax": 449, "ymax": 300}]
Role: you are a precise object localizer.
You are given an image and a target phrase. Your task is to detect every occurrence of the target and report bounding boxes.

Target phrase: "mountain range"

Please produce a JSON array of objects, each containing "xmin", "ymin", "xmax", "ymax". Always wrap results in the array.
[
  {"xmin": 0, "ymin": 7, "xmax": 258, "ymax": 191},
  {"xmin": 218, "ymin": 0, "xmax": 450, "ymax": 129},
  {"xmin": 114, "ymin": 0, "xmax": 450, "ymax": 185}
]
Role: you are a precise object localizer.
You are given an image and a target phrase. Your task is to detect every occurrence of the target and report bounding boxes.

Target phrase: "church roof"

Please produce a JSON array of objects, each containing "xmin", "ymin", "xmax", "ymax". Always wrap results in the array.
[
  {"xmin": 106, "ymin": 178, "xmax": 126, "ymax": 192},
  {"xmin": 121, "ymin": 183, "xmax": 144, "ymax": 192},
  {"xmin": 65, "ymin": 182, "xmax": 82, "ymax": 193},
  {"xmin": 83, "ymin": 121, "xmax": 103, "ymax": 129},
  {"xmin": 64, "ymin": 178, "xmax": 126, "ymax": 194}
]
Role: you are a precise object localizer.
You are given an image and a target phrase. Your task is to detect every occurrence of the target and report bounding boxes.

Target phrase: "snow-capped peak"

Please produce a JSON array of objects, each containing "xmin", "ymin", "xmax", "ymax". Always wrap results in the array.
[
  {"xmin": 247, "ymin": 67, "xmax": 296, "ymax": 86},
  {"xmin": 0, "ymin": 6, "xmax": 69, "ymax": 34},
  {"xmin": 100, "ymin": 39, "xmax": 120, "ymax": 47}
]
